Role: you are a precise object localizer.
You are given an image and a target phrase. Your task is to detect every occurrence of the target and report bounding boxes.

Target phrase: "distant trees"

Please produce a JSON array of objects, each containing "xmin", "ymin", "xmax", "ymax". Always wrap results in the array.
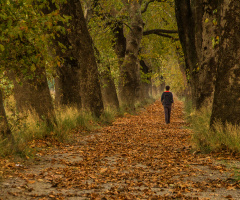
[{"xmin": 87, "ymin": 0, "xmax": 178, "ymax": 107}]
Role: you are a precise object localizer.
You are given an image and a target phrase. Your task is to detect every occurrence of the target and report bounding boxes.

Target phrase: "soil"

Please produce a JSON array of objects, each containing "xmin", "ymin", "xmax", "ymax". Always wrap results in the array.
[{"xmin": 0, "ymin": 99, "xmax": 240, "ymax": 199}]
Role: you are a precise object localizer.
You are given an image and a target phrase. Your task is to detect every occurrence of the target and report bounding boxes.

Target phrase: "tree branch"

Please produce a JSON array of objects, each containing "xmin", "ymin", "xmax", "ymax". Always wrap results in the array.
[
  {"xmin": 141, "ymin": 0, "xmax": 167, "ymax": 13},
  {"xmin": 141, "ymin": 0, "xmax": 155, "ymax": 13},
  {"xmin": 143, "ymin": 30, "xmax": 179, "ymax": 40},
  {"xmin": 143, "ymin": 29, "xmax": 178, "ymax": 35}
]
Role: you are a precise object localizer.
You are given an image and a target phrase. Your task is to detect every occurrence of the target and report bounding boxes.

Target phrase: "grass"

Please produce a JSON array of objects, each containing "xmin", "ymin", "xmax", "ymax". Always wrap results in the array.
[
  {"xmin": 217, "ymin": 159, "xmax": 240, "ymax": 182},
  {"xmin": 184, "ymin": 100, "xmax": 240, "ymax": 154},
  {"xmin": 0, "ymin": 95, "xmax": 158, "ymax": 159},
  {"xmin": 0, "ymin": 104, "xmax": 100, "ymax": 158}
]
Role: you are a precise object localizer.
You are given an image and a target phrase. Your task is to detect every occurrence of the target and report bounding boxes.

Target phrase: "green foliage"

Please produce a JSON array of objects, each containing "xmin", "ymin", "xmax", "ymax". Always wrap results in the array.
[
  {"xmin": 0, "ymin": 0, "xmax": 68, "ymax": 78},
  {"xmin": 141, "ymin": 0, "xmax": 183, "ymax": 89}
]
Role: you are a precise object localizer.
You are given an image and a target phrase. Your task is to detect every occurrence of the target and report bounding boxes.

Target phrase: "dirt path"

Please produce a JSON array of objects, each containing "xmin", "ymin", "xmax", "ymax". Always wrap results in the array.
[{"xmin": 0, "ymin": 99, "xmax": 240, "ymax": 199}]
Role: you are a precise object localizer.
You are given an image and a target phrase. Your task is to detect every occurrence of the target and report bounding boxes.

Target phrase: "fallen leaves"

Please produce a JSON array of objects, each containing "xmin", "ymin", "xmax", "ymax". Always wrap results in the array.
[{"xmin": 0, "ymin": 99, "xmax": 240, "ymax": 199}]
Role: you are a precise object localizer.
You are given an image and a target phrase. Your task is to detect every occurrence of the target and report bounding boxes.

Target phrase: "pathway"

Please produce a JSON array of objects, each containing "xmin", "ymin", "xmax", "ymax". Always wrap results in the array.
[{"xmin": 0, "ymin": 99, "xmax": 240, "ymax": 199}]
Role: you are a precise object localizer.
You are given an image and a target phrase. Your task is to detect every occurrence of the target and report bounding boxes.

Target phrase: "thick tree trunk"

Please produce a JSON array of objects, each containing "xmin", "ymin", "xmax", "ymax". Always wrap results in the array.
[
  {"xmin": 44, "ymin": 1, "xmax": 82, "ymax": 108},
  {"xmin": 193, "ymin": 0, "xmax": 219, "ymax": 109},
  {"xmin": 83, "ymin": 0, "xmax": 119, "ymax": 110},
  {"xmin": 0, "ymin": 90, "xmax": 11, "ymax": 137},
  {"xmin": 113, "ymin": 22, "xmax": 126, "ymax": 66},
  {"xmin": 100, "ymin": 66, "xmax": 119, "ymax": 109},
  {"xmin": 174, "ymin": 0, "xmax": 198, "ymax": 107},
  {"xmin": 9, "ymin": 67, "xmax": 56, "ymax": 126},
  {"xmin": 63, "ymin": 0, "xmax": 103, "ymax": 117},
  {"xmin": 55, "ymin": 58, "xmax": 81, "ymax": 108},
  {"xmin": 210, "ymin": 1, "xmax": 240, "ymax": 125},
  {"xmin": 118, "ymin": 1, "xmax": 144, "ymax": 108},
  {"xmin": 175, "ymin": 0, "xmax": 219, "ymax": 109}
]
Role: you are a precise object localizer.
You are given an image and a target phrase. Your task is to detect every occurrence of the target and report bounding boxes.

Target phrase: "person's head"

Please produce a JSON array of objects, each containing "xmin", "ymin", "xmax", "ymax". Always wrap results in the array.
[{"xmin": 166, "ymin": 85, "xmax": 170, "ymax": 91}]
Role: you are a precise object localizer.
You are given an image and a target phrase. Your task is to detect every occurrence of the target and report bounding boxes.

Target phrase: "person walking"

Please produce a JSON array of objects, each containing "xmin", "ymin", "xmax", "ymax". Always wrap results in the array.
[{"xmin": 161, "ymin": 86, "xmax": 174, "ymax": 124}]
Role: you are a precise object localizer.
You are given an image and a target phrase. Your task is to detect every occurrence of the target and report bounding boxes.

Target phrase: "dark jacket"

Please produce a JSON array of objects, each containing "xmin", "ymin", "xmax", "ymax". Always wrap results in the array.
[{"xmin": 161, "ymin": 91, "xmax": 174, "ymax": 106}]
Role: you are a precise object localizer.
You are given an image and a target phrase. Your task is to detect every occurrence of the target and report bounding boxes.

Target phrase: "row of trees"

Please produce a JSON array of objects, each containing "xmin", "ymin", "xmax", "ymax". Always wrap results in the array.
[
  {"xmin": 0, "ymin": 0, "xmax": 180, "ymax": 138},
  {"xmin": 175, "ymin": 0, "xmax": 240, "ymax": 126}
]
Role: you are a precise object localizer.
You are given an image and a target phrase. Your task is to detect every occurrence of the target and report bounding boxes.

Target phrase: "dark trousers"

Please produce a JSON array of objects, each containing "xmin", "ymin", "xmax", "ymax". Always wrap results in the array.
[{"xmin": 164, "ymin": 105, "xmax": 172, "ymax": 124}]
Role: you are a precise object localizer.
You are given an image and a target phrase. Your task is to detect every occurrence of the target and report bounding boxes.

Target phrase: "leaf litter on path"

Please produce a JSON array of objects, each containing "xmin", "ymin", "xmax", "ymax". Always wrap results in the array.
[{"xmin": 0, "ymin": 99, "xmax": 240, "ymax": 199}]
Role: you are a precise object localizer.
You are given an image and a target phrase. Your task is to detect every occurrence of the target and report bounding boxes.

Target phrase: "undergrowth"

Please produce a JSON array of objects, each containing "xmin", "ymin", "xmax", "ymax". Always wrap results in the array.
[
  {"xmin": 184, "ymin": 100, "xmax": 240, "ymax": 154},
  {"xmin": 0, "ymin": 96, "xmax": 157, "ymax": 158}
]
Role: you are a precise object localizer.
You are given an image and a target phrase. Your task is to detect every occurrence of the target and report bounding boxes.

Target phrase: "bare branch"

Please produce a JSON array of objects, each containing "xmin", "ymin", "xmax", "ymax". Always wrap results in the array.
[
  {"xmin": 143, "ymin": 29, "xmax": 178, "ymax": 35},
  {"xmin": 141, "ymin": 0, "xmax": 155, "ymax": 13},
  {"xmin": 143, "ymin": 29, "xmax": 179, "ymax": 40},
  {"xmin": 141, "ymin": 0, "xmax": 168, "ymax": 13}
]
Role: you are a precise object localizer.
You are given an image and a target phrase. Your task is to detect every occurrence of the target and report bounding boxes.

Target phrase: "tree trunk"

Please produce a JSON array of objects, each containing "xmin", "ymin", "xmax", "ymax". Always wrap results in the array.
[
  {"xmin": 113, "ymin": 22, "xmax": 126, "ymax": 66},
  {"xmin": 0, "ymin": 89, "xmax": 11, "ymax": 138},
  {"xmin": 210, "ymin": 1, "xmax": 240, "ymax": 125},
  {"xmin": 174, "ymin": 0, "xmax": 198, "ymax": 107},
  {"xmin": 139, "ymin": 60, "xmax": 151, "ymax": 99},
  {"xmin": 175, "ymin": 0, "xmax": 219, "ymax": 109},
  {"xmin": 55, "ymin": 58, "xmax": 81, "ymax": 108},
  {"xmin": 9, "ymin": 67, "xmax": 56, "ymax": 126},
  {"xmin": 83, "ymin": 1, "xmax": 120, "ymax": 110},
  {"xmin": 118, "ymin": 1, "xmax": 144, "ymax": 108},
  {"xmin": 193, "ymin": 0, "xmax": 219, "ymax": 109},
  {"xmin": 43, "ymin": 1, "xmax": 82, "ymax": 108},
  {"xmin": 100, "ymin": 66, "xmax": 119, "ymax": 109},
  {"xmin": 63, "ymin": 0, "xmax": 103, "ymax": 117}
]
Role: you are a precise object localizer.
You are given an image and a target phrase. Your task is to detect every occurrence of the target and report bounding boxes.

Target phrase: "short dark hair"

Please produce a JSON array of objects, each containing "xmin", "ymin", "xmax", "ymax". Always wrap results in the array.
[{"xmin": 166, "ymin": 85, "xmax": 170, "ymax": 91}]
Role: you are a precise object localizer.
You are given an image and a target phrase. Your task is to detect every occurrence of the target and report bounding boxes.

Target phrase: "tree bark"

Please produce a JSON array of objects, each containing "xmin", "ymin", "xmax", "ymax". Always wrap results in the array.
[
  {"xmin": 210, "ymin": 1, "xmax": 240, "ymax": 125},
  {"xmin": 175, "ymin": 0, "xmax": 219, "ymax": 109},
  {"xmin": 100, "ymin": 66, "xmax": 119, "ymax": 109},
  {"xmin": 63, "ymin": 0, "xmax": 103, "ymax": 117},
  {"xmin": 118, "ymin": 0, "xmax": 144, "ymax": 108},
  {"xmin": 140, "ymin": 60, "xmax": 151, "ymax": 99},
  {"xmin": 193, "ymin": 0, "xmax": 219, "ymax": 109},
  {"xmin": 9, "ymin": 67, "xmax": 56, "ymax": 127},
  {"xmin": 0, "ymin": 89, "xmax": 11, "ymax": 138},
  {"xmin": 85, "ymin": 2, "xmax": 120, "ymax": 110},
  {"xmin": 113, "ymin": 22, "xmax": 126, "ymax": 66},
  {"xmin": 43, "ymin": 1, "xmax": 82, "ymax": 108},
  {"xmin": 55, "ymin": 58, "xmax": 81, "ymax": 108},
  {"xmin": 174, "ymin": 0, "xmax": 198, "ymax": 107}
]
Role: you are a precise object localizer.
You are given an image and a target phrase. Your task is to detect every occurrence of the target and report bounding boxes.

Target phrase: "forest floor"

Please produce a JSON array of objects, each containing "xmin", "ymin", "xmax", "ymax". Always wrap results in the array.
[{"xmin": 0, "ymin": 99, "xmax": 240, "ymax": 200}]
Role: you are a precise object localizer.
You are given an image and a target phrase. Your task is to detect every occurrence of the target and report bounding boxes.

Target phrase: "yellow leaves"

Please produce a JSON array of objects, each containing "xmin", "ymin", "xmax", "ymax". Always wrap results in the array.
[
  {"xmin": 30, "ymin": 64, "xmax": 36, "ymax": 72},
  {"xmin": 227, "ymin": 186, "xmax": 236, "ymax": 190},
  {"xmin": 0, "ymin": 44, "xmax": 5, "ymax": 52},
  {"xmin": 100, "ymin": 167, "xmax": 108, "ymax": 173},
  {"xmin": 27, "ymin": 180, "xmax": 36, "ymax": 184}
]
